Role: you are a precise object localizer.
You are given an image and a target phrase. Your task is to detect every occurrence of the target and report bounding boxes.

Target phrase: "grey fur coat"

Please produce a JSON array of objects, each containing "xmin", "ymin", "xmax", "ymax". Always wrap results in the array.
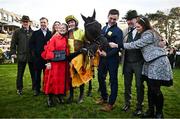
[{"xmin": 124, "ymin": 30, "xmax": 173, "ymax": 81}]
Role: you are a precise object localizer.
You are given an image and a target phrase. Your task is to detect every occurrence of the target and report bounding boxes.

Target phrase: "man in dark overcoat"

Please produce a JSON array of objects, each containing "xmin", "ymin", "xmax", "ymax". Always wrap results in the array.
[{"xmin": 30, "ymin": 17, "xmax": 51, "ymax": 96}]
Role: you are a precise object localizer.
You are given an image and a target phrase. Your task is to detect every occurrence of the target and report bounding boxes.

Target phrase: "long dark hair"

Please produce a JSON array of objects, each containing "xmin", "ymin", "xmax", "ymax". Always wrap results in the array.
[
  {"xmin": 137, "ymin": 16, "xmax": 152, "ymax": 32},
  {"xmin": 137, "ymin": 16, "xmax": 163, "ymax": 42}
]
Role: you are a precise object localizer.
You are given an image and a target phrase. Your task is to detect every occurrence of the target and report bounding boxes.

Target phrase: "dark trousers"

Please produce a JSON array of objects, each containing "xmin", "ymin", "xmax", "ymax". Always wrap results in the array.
[
  {"xmin": 146, "ymin": 77, "xmax": 164, "ymax": 114},
  {"xmin": 16, "ymin": 61, "xmax": 35, "ymax": 90},
  {"xmin": 34, "ymin": 68, "xmax": 45, "ymax": 92},
  {"xmin": 98, "ymin": 58, "xmax": 119, "ymax": 105},
  {"xmin": 123, "ymin": 61, "xmax": 144, "ymax": 109}
]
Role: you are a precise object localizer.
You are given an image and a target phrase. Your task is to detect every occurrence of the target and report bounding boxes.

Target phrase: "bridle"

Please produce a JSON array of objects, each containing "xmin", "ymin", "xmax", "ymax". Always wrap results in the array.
[
  {"xmin": 84, "ymin": 20, "xmax": 103, "ymax": 46},
  {"xmin": 84, "ymin": 20, "xmax": 107, "ymax": 57}
]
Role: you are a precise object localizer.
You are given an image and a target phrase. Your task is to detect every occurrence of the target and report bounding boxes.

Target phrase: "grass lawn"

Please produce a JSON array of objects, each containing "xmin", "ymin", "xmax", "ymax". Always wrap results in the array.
[{"xmin": 0, "ymin": 64, "xmax": 180, "ymax": 118}]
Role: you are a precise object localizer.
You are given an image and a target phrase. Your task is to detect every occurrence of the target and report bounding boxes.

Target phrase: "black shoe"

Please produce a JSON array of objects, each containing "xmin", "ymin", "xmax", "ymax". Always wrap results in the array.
[
  {"xmin": 17, "ymin": 90, "xmax": 22, "ymax": 96},
  {"xmin": 155, "ymin": 113, "xmax": 164, "ymax": 119},
  {"xmin": 142, "ymin": 109, "xmax": 155, "ymax": 118},
  {"xmin": 121, "ymin": 105, "xmax": 130, "ymax": 111},
  {"xmin": 34, "ymin": 90, "xmax": 40, "ymax": 96},
  {"xmin": 133, "ymin": 109, "xmax": 142, "ymax": 116}
]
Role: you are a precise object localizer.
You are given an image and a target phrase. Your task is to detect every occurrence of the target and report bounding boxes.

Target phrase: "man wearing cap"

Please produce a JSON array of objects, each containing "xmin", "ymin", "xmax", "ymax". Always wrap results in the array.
[
  {"xmin": 65, "ymin": 15, "xmax": 93, "ymax": 103},
  {"xmin": 121, "ymin": 10, "xmax": 144, "ymax": 115},
  {"xmin": 30, "ymin": 17, "xmax": 52, "ymax": 96},
  {"xmin": 10, "ymin": 15, "xmax": 35, "ymax": 95}
]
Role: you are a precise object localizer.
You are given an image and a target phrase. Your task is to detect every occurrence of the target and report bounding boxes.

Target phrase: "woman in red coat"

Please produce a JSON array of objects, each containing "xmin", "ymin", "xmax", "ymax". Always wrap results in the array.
[
  {"xmin": 41, "ymin": 23, "xmax": 70, "ymax": 107},
  {"xmin": 42, "ymin": 23, "xmax": 86, "ymax": 107}
]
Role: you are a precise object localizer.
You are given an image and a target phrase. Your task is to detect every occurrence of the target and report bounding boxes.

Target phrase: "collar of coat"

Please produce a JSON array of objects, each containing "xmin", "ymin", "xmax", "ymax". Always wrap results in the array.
[{"xmin": 105, "ymin": 22, "xmax": 118, "ymax": 29}]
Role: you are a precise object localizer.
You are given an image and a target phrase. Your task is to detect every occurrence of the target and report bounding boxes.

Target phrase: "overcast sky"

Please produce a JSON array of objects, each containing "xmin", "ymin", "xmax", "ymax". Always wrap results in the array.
[{"xmin": 1, "ymin": 0, "xmax": 179, "ymax": 28}]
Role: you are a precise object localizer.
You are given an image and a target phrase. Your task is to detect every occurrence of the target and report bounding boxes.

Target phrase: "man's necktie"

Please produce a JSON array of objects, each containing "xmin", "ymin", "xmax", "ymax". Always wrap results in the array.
[{"xmin": 127, "ymin": 27, "xmax": 133, "ymax": 42}]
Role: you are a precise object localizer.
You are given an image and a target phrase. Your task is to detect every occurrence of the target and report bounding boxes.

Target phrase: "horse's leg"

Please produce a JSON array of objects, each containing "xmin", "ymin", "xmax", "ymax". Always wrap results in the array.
[
  {"xmin": 87, "ymin": 80, "xmax": 92, "ymax": 97},
  {"xmin": 77, "ymin": 84, "xmax": 84, "ymax": 104},
  {"xmin": 87, "ymin": 61, "xmax": 95, "ymax": 96}
]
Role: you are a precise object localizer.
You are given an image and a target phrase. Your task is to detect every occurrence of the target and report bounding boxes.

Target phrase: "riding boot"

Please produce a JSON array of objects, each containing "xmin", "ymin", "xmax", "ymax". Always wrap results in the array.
[
  {"xmin": 142, "ymin": 90, "xmax": 155, "ymax": 118},
  {"xmin": 155, "ymin": 91, "xmax": 164, "ymax": 119},
  {"xmin": 78, "ymin": 84, "xmax": 84, "ymax": 104},
  {"xmin": 87, "ymin": 80, "xmax": 92, "ymax": 97}
]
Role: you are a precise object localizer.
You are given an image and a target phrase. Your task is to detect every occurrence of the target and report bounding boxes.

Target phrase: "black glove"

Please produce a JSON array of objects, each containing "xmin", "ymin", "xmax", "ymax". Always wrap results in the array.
[
  {"xmin": 80, "ymin": 47, "xmax": 88, "ymax": 54},
  {"xmin": 67, "ymin": 50, "xmax": 81, "ymax": 61}
]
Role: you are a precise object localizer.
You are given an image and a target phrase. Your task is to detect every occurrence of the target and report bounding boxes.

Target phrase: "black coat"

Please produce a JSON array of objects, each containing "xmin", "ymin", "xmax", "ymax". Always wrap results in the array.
[
  {"xmin": 29, "ymin": 29, "xmax": 51, "ymax": 69},
  {"xmin": 10, "ymin": 27, "xmax": 33, "ymax": 62}
]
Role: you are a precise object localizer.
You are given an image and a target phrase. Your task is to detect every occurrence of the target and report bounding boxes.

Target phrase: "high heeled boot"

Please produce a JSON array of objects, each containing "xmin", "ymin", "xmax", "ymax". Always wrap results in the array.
[
  {"xmin": 142, "ymin": 90, "xmax": 155, "ymax": 118},
  {"xmin": 47, "ymin": 94, "xmax": 54, "ymax": 107},
  {"xmin": 155, "ymin": 91, "xmax": 164, "ymax": 119}
]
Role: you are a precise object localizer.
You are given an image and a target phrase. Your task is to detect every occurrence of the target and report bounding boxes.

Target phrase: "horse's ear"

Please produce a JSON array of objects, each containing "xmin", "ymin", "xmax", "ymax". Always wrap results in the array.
[
  {"xmin": 92, "ymin": 9, "xmax": 96, "ymax": 19},
  {"xmin": 81, "ymin": 14, "xmax": 87, "ymax": 22}
]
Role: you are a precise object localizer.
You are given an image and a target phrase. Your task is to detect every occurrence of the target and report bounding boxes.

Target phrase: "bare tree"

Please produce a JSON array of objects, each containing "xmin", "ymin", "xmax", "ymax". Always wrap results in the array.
[{"xmin": 146, "ymin": 7, "xmax": 180, "ymax": 45}]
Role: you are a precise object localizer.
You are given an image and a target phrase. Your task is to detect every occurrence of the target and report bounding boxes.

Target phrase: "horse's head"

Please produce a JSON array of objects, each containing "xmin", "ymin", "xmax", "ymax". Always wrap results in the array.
[
  {"xmin": 81, "ymin": 10, "xmax": 101, "ymax": 42},
  {"xmin": 81, "ymin": 10, "xmax": 109, "ymax": 56},
  {"xmin": 81, "ymin": 10, "xmax": 96, "ymax": 25}
]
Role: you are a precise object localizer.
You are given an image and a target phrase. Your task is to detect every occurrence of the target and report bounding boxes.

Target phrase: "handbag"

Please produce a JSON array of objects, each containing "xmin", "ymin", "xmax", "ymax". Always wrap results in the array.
[{"xmin": 51, "ymin": 50, "xmax": 66, "ymax": 62}]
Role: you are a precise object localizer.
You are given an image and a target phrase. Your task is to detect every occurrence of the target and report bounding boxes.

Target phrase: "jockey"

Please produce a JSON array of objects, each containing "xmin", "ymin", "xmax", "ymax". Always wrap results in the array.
[{"xmin": 65, "ymin": 15, "xmax": 93, "ymax": 103}]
